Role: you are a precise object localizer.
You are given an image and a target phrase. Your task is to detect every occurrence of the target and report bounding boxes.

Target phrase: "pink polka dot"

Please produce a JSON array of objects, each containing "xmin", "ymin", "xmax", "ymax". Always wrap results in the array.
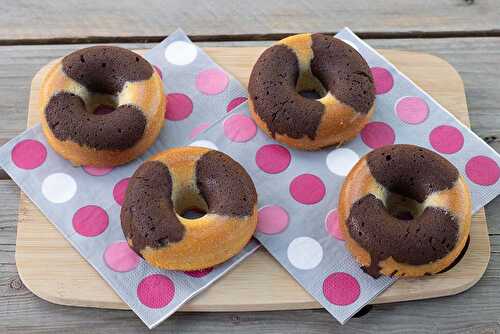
[
  {"xmin": 184, "ymin": 267, "xmax": 213, "ymax": 278},
  {"xmin": 189, "ymin": 122, "xmax": 210, "ymax": 140},
  {"xmin": 104, "ymin": 241, "xmax": 140, "ymax": 272},
  {"xmin": 395, "ymin": 96, "xmax": 429, "ymax": 124},
  {"xmin": 153, "ymin": 65, "xmax": 163, "ymax": 80},
  {"xmin": 429, "ymin": 125, "xmax": 464, "ymax": 154},
  {"xmin": 466, "ymin": 156, "xmax": 500, "ymax": 186},
  {"xmin": 83, "ymin": 165, "xmax": 113, "ymax": 176},
  {"xmin": 257, "ymin": 205, "xmax": 289, "ymax": 234},
  {"xmin": 371, "ymin": 67, "xmax": 394, "ymax": 94},
  {"xmin": 323, "ymin": 272, "xmax": 360, "ymax": 306},
  {"xmin": 290, "ymin": 174, "xmax": 326, "ymax": 205},
  {"xmin": 196, "ymin": 68, "xmax": 229, "ymax": 95},
  {"xmin": 137, "ymin": 274, "xmax": 175, "ymax": 309},
  {"xmin": 227, "ymin": 97, "xmax": 248, "ymax": 112},
  {"xmin": 223, "ymin": 114, "xmax": 257, "ymax": 142},
  {"xmin": 325, "ymin": 209, "xmax": 344, "ymax": 241},
  {"xmin": 72, "ymin": 205, "xmax": 109, "ymax": 237},
  {"xmin": 255, "ymin": 144, "xmax": 291, "ymax": 174},
  {"xmin": 11, "ymin": 139, "xmax": 47, "ymax": 170},
  {"xmin": 361, "ymin": 122, "xmax": 396, "ymax": 149},
  {"xmin": 165, "ymin": 93, "xmax": 193, "ymax": 121},
  {"xmin": 113, "ymin": 178, "xmax": 130, "ymax": 206}
]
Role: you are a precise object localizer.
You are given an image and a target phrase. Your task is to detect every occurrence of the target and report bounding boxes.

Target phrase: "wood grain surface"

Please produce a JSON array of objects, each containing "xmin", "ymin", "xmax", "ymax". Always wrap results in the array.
[
  {"xmin": 0, "ymin": 0, "xmax": 499, "ymax": 43},
  {"xmin": 14, "ymin": 47, "xmax": 490, "ymax": 313}
]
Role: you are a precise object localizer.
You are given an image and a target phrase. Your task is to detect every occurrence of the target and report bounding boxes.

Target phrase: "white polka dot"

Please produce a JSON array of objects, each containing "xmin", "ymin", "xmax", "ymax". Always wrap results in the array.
[
  {"xmin": 41, "ymin": 173, "xmax": 77, "ymax": 203},
  {"xmin": 287, "ymin": 237, "xmax": 323, "ymax": 270},
  {"xmin": 326, "ymin": 148, "xmax": 359, "ymax": 176},
  {"xmin": 339, "ymin": 38, "xmax": 360, "ymax": 52},
  {"xmin": 164, "ymin": 41, "xmax": 197, "ymax": 65},
  {"xmin": 189, "ymin": 140, "xmax": 218, "ymax": 150}
]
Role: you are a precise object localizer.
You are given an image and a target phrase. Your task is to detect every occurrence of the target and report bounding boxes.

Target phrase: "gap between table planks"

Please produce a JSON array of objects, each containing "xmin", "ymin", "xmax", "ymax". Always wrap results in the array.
[{"xmin": 15, "ymin": 47, "xmax": 490, "ymax": 311}]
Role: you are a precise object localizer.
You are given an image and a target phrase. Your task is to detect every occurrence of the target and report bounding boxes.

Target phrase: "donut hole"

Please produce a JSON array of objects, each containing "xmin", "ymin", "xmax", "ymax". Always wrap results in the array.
[
  {"xmin": 174, "ymin": 188, "xmax": 209, "ymax": 220},
  {"xmin": 383, "ymin": 191, "xmax": 425, "ymax": 220},
  {"xmin": 180, "ymin": 208, "xmax": 207, "ymax": 220},
  {"xmin": 83, "ymin": 92, "xmax": 119, "ymax": 115},
  {"xmin": 93, "ymin": 104, "xmax": 115, "ymax": 115},
  {"xmin": 296, "ymin": 71, "xmax": 328, "ymax": 100}
]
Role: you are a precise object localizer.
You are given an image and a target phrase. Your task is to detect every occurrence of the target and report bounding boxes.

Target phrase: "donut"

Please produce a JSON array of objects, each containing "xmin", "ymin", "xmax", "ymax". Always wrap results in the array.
[
  {"xmin": 120, "ymin": 147, "xmax": 258, "ymax": 270},
  {"xmin": 39, "ymin": 46, "xmax": 165, "ymax": 167},
  {"xmin": 248, "ymin": 33, "xmax": 375, "ymax": 150},
  {"xmin": 338, "ymin": 144, "xmax": 471, "ymax": 278}
]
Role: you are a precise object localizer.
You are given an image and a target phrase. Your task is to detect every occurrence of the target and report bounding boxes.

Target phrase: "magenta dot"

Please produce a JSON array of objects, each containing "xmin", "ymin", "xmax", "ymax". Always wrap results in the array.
[
  {"xmin": 196, "ymin": 68, "xmax": 229, "ymax": 95},
  {"xmin": 153, "ymin": 65, "xmax": 163, "ymax": 80},
  {"xmin": 466, "ymin": 156, "xmax": 500, "ymax": 186},
  {"xmin": 11, "ymin": 139, "xmax": 47, "ymax": 170},
  {"xmin": 255, "ymin": 144, "xmax": 291, "ymax": 174},
  {"xmin": 72, "ymin": 205, "xmax": 109, "ymax": 237},
  {"xmin": 104, "ymin": 241, "xmax": 141, "ymax": 272},
  {"xmin": 429, "ymin": 125, "xmax": 464, "ymax": 154},
  {"xmin": 290, "ymin": 174, "xmax": 326, "ymax": 205},
  {"xmin": 323, "ymin": 272, "xmax": 360, "ymax": 306},
  {"xmin": 257, "ymin": 205, "xmax": 289, "ymax": 234},
  {"xmin": 83, "ymin": 165, "xmax": 113, "ymax": 176},
  {"xmin": 137, "ymin": 274, "xmax": 175, "ymax": 309},
  {"xmin": 184, "ymin": 267, "xmax": 213, "ymax": 278},
  {"xmin": 227, "ymin": 97, "xmax": 248, "ymax": 112},
  {"xmin": 395, "ymin": 96, "xmax": 429, "ymax": 124},
  {"xmin": 113, "ymin": 178, "xmax": 130, "ymax": 206},
  {"xmin": 325, "ymin": 209, "xmax": 344, "ymax": 241},
  {"xmin": 165, "ymin": 93, "xmax": 193, "ymax": 121},
  {"xmin": 361, "ymin": 122, "xmax": 396, "ymax": 149},
  {"xmin": 189, "ymin": 122, "xmax": 211, "ymax": 140},
  {"xmin": 223, "ymin": 114, "xmax": 257, "ymax": 142},
  {"xmin": 371, "ymin": 67, "xmax": 394, "ymax": 94}
]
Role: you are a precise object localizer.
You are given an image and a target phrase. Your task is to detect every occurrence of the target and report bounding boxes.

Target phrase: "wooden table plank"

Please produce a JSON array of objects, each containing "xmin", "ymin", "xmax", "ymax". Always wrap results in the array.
[
  {"xmin": 0, "ymin": 0, "xmax": 499, "ymax": 43},
  {"xmin": 1, "ymin": 180, "xmax": 499, "ymax": 333}
]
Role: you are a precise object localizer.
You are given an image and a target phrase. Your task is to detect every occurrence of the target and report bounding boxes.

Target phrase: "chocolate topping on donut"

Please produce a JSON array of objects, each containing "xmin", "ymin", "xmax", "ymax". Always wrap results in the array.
[
  {"xmin": 248, "ymin": 45, "xmax": 324, "ymax": 140},
  {"xmin": 45, "ymin": 92, "xmax": 146, "ymax": 150},
  {"xmin": 62, "ymin": 46, "xmax": 153, "ymax": 95},
  {"xmin": 249, "ymin": 34, "xmax": 375, "ymax": 141},
  {"xmin": 121, "ymin": 161, "xmax": 185, "ymax": 253},
  {"xmin": 310, "ymin": 34, "xmax": 375, "ymax": 114},
  {"xmin": 196, "ymin": 151, "xmax": 257, "ymax": 217},
  {"xmin": 366, "ymin": 145, "xmax": 459, "ymax": 203},
  {"xmin": 346, "ymin": 194, "xmax": 459, "ymax": 278}
]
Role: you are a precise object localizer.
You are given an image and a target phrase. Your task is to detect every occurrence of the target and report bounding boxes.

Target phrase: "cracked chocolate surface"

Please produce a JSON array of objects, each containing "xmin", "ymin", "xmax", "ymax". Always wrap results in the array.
[
  {"xmin": 196, "ymin": 150, "xmax": 257, "ymax": 217},
  {"xmin": 45, "ymin": 92, "xmax": 146, "ymax": 150},
  {"xmin": 346, "ymin": 145, "xmax": 461, "ymax": 277},
  {"xmin": 121, "ymin": 161, "xmax": 184, "ymax": 252},
  {"xmin": 248, "ymin": 34, "xmax": 374, "ymax": 140}
]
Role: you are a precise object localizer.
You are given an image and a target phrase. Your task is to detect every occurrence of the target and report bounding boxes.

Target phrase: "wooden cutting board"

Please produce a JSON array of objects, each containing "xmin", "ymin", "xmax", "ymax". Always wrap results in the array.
[{"xmin": 16, "ymin": 47, "xmax": 490, "ymax": 311}]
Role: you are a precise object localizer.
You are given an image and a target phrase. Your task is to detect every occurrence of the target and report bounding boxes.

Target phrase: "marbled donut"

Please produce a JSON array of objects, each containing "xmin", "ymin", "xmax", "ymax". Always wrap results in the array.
[
  {"xmin": 121, "ymin": 147, "xmax": 258, "ymax": 270},
  {"xmin": 338, "ymin": 144, "xmax": 471, "ymax": 278},
  {"xmin": 248, "ymin": 33, "xmax": 375, "ymax": 150},
  {"xmin": 39, "ymin": 46, "xmax": 165, "ymax": 167}
]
